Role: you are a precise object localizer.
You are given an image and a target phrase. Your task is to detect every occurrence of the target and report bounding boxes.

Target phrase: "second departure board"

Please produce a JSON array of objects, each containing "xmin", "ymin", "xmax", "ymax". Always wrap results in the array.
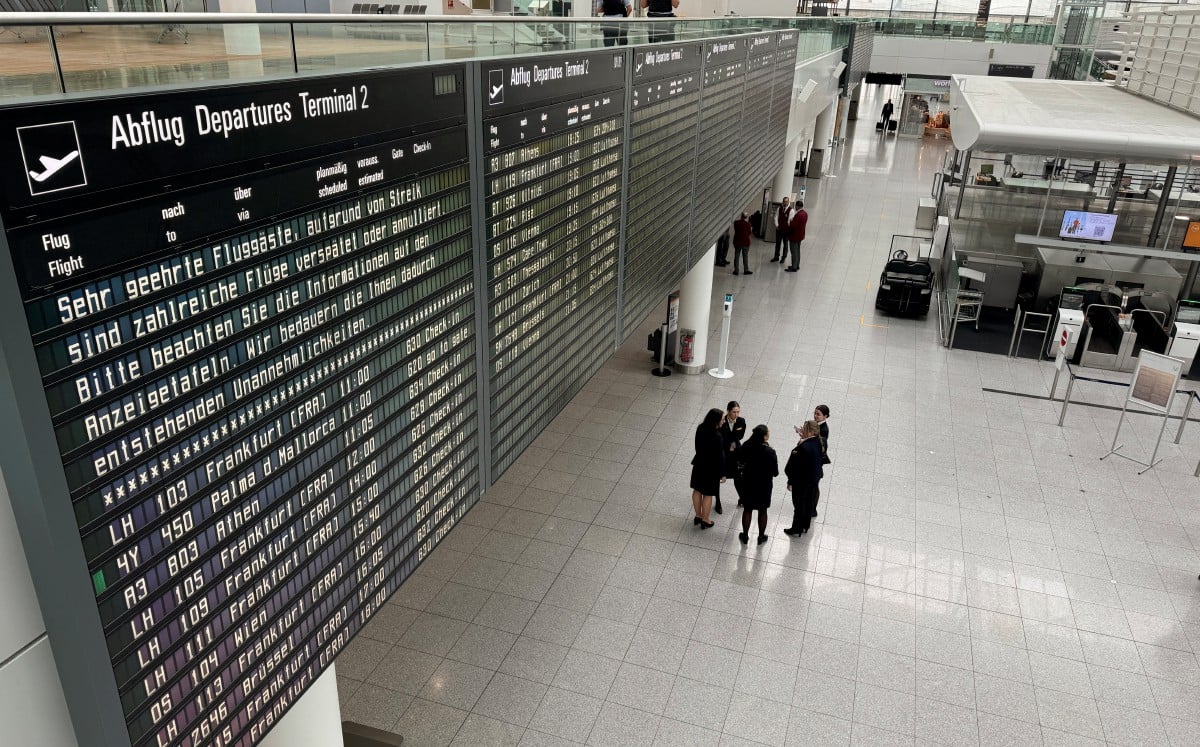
[
  {"xmin": 691, "ymin": 38, "xmax": 748, "ymax": 255},
  {"xmin": 622, "ymin": 43, "xmax": 703, "ymax": 340},
  {"xmin": 766, "ymin": 32, "xmax": 800, "ymax": 186},
  {"xmin": 480, "ymin": 51, "xmax": 626, "ymax": 476},
  {"xmin": 0, "ymin": 67, "xmax": 480, "ymax": 747},
  {"xmin": 739, "ymin": 34, "xmax": 778, "ymax": 209}
]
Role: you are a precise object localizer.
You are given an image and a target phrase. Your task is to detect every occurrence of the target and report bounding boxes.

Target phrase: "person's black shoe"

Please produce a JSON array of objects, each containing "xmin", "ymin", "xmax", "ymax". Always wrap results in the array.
[
  {"xmin": 701, "ymin": 520, "xmax": 715, "ymax": 529},
  {"xmin": 744, "ymin": 271, "xmax": 753, "ymax": 275},
  {"xmin": 783, "ymin": 527, "xmax": 799, "ymax": 536},
  {"xmin": 694, "ymin": 516, "xmax": 702, "ymax": 526},
  {"xmin": 811, "ymin": 510, "xmax": 818, "ymax": 517},
  {"xmin": 757, "ymin": 534, "xmax": 769, "ymax": 544},
  {"xmin": 713, "ymin": 499, "xmax": 722, "ymax": 515},
  {"xmin": 770, "ymin": 257, "xmax": 779, "ymax": 262},
  {"xmin": 784, "ymin": 268, "xmax": 798, "ymax": 272},
  {"xmin": 738, "ymin": 532, "xmax": 749, "ymax": 544},
  {"xmin": 733, "ymin": 270, "xmax": 739, "ymax": 275}
]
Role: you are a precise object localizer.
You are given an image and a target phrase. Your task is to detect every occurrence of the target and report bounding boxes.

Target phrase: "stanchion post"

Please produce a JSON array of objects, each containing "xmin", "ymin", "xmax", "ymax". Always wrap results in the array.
[
  {"xmin": 1058, "ymin": 374, "xmax": 1074, "ymax": 426},
  {"xmin": 1176, "ymin": 393, "xmax": 1195, "ymax": 445},
  {"xmin": 651, "ymin": 322, "xmax": 671, "ymax": 377},
  {"xmin": 1050, "ymin": 368, "xmax": 1061, "ymax": 400}
]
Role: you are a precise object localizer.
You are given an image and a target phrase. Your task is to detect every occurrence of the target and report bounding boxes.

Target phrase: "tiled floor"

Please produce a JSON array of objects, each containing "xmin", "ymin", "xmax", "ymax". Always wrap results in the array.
[{"xmin": 335, "ymin": 87, "xmax": 1200, "ymax": 746}]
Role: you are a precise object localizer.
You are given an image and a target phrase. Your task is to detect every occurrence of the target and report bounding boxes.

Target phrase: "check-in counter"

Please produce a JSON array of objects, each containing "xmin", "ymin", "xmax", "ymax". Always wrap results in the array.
[
  {"xmin": 1035, "ymin": 247, "xmax": 1112, "ymax": 307},
  {"xmin": 1102, "ymin": 256, "xmax": 1183, "ymax": 298},
  {"xmin": 1034, "ymin": 248, "xmax": 1182, "ymax": 308}
]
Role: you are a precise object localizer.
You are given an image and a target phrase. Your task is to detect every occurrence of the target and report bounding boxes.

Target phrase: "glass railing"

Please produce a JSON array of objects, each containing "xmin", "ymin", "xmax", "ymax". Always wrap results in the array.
[
  {"xmin": 0, "ymin": 13, "xmax": 853, "ymax": 99},
  {"xmin": 868, "ymin": 17, "xmax": 1056, "ymax": 44}
]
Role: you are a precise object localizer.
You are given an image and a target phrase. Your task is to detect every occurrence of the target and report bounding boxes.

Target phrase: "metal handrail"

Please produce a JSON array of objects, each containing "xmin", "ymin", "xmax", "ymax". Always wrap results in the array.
[
  {"xmin": 0, "ymin": 12, "xmax": 854, "ymax": 97},
  {"xmin": 1008, "ymin": 304, "xmax": 1053, "ymax": 359}
]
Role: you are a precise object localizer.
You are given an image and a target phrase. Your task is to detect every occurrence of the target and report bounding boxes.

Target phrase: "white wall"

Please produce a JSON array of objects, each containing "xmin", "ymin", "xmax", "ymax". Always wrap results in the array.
[
  {"xmin": 683, "ymin": 0, "xmax": 796, "ymax": 16},
  {"xmin": 870, "ymin": 36, "xmax": 1053, "ymax": 78},
  {"xmin": 0, "ymin": 469, "xmax": 78, "ymax": 747}
]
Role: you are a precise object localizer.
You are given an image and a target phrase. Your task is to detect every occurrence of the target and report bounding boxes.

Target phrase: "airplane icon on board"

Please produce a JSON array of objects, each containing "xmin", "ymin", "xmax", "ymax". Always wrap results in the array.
[{"xmin": 29, "ymin": 150, "xmax": 80, "ymax": 183}]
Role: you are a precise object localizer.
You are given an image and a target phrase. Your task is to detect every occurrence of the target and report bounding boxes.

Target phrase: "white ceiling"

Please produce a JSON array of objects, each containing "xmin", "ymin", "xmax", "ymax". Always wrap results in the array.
[{"xmin": 949, "ymin": 75, "xmax": 1200, "ymax": 164}]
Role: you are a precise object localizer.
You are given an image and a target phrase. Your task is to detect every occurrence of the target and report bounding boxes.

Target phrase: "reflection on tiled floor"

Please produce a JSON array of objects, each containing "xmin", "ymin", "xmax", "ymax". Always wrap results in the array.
[{"xmin": 336, "ymin": 89, "xmax": 1200, "ymax": 746}]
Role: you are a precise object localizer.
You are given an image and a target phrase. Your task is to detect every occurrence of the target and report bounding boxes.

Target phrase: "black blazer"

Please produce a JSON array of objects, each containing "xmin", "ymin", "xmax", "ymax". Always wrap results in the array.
[
  {"xmin": 719, "ymin": 416, "xmax": 746, "ymax": 477},
  {"xmin": 734, "ymin": 441, "xmax": 778, "ymax": 502},
  {"xmin": 692, "ymin": 425, "xmax": 725, "ymax": 478},
  {"xmin": 784, "ymin": 438, "xmax": 824, "ymax": 487}
]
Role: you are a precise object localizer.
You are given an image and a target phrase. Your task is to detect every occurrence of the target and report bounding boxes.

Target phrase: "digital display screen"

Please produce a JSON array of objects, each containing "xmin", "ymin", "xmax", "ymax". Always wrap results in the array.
[
  {"xmin": 0, "ymin": 67, "xmax": 480, "ymax": 747},
  {"xmin": 1060, "ymin": 211, "xmax": 1118, "ymax": 242},
  {"xmin": 481, "ymin": 53, "xmax": 624, "ymax": 475}
]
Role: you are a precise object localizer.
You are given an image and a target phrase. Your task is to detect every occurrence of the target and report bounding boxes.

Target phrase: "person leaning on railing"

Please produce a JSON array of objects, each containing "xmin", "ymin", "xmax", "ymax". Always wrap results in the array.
[
  {"xmin": 596, "ymin": 0, "xmax": 632, "ymax": 46},
  {"xmin": 642, "ymin": 0, "xmax": 679, "ymax": 43}
]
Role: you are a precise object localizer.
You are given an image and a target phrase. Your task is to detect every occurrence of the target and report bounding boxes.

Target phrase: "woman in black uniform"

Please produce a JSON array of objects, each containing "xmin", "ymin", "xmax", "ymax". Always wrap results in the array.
[
  {"xmin": 783, "ymin": 421, "xmax": 824, "ymax": 536},
  {"xmin": 717, "ymin": 400, "xmax": 746, "ymax": 514},
  {"xmin": 690, "ymin": 408, "xmax": 725, "ymax": 529},
  {"xmin": 733, "ymin": 424, "xmax": 778, "ymax": 545}
]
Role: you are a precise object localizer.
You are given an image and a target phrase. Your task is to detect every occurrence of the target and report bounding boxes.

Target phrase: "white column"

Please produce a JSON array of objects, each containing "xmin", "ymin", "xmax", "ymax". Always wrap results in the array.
[
  {"xmin": 259, "ymin": 666, "xmax": 344, "ymax": 747},
  {"xmin": 219, "ymin": 0, "xmax": 264, "ymax": 78},
  {"xmin": 0, "ymin": 469, "xmax": 78, "ymax": 747},
  {"xmin": 807, "ymin": 101, "xmax": 837, "ymax": 178},
  {"xmin": 772, "ymin": 137, "xmax": 800, "ymax": 202},
  {"xmin": 675, "ymin": 244, "xmax": 716, "ymax": 375},
  {"xmin": 836, "ymin": 94, "xmax": 850, "ymax": 145}
]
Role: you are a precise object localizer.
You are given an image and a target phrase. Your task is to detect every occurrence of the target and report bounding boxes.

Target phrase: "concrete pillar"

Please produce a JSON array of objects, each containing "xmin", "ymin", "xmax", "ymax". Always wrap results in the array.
[
  {"xmin": 772, "ymin": 137, "xmax": 801, "ymax": 201},
  {"xmin": 676, "ymin": 244, "xmax": 716, "ymax": 375},
  {"xmin": 807, "ymin": 101, "xmax": 837, "ymax": 179},
  {"xmin": 836, "ymin": 94, "xmax": 850, "ymax": 145},
  {"xmin": 260, "ymin": 666, "xmax": 344, "ymax": 747},
  {"xmin": 219, "ymin": 0, "xmax": 264, "ymax": 78}
]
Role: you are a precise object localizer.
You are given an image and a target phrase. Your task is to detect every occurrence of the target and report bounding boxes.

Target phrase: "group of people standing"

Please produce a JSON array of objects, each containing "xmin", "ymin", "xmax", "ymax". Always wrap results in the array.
[
  {"xmin": 689, "ymin": 401, "xmax": 831, "ymax": 542},
  {"xmin": 771, "ymin": 196, "xmax": 808, "ymax": 272},
  {"xmin": 716, "ymin": 197, "xmax": 808, "ymax": 276}
]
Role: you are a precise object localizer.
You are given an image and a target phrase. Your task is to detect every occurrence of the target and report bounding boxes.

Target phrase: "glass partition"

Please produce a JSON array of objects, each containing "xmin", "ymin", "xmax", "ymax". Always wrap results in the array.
[{"xmin": 0, "ymin": 15, "xmax": 845, "ymax": 98}]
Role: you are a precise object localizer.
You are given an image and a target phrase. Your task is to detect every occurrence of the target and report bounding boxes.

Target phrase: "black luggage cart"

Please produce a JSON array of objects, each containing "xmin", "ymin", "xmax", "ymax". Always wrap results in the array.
[{"xmin": 875, "ymin": 249, "xmax": 933, "ymax": 316}]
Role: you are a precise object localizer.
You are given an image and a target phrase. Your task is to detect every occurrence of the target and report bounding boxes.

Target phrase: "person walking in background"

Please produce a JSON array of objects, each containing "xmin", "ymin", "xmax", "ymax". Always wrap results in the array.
[
  {"xmin": 771, "ymin": 196, "xmax": 791, "ymax": 263},
  {"xmin": 880, "ymin": 98, "xmax": 894, "ymax": 128},
  {"xmin": 690, "ymin": 408, "xmax": 725, "ymax": 529},
  {"xmin": 783, "ymin": 420, "xmax": 823, "ymax": 536},
  {"xmin": 732, "ymin": 213, "xmax": 753, "ymax": 275},
  {"xmin": 597, "ymin": 0, "xmax": 631, "ymax": 47},
  {"xmin": 718, "ymin": 401, "xmax": 746, "ymax": 513},
  {"xmin": 784, "ymin": 200, "xmax": 807, "ymax": 273},
  {"xmin": 733, "ymin": 424, "xmax": 778, "ymax": 544}
]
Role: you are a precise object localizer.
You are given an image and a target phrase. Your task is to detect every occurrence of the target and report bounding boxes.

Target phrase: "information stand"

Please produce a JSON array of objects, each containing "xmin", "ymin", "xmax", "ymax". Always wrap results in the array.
[{"xmin": 1102, "ymin": 351, "xmax": 1185, "ymax": 474}]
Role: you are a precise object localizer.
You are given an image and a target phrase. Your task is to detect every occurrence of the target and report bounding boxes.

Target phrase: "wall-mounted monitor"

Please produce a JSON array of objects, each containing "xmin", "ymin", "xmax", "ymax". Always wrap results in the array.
[{"xmin": 1060, "ymin": 210, "xmax": 1118, "ymax": 242}]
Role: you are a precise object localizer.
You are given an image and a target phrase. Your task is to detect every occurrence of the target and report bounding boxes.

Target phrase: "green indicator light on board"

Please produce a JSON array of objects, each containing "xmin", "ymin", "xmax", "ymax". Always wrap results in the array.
[{"xmin": 92, "ymin": 570, "xmax": 106, "ymax": 596}]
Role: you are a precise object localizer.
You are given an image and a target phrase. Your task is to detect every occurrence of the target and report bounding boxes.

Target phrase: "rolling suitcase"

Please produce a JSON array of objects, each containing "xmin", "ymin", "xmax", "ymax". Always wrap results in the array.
[{"xmin": 874, "ymin": 249, "xmax": 932, "ymax": 316}]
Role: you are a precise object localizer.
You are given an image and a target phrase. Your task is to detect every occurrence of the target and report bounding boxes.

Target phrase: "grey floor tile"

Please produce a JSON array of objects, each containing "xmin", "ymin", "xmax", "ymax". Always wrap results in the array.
[{"xmin": 391, "ymin": 698, "xmax": 467, "ymax": 747}]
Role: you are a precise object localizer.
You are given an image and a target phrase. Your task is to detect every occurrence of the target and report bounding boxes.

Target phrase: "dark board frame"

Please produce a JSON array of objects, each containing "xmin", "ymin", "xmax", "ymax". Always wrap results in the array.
[{"xmin": 0, "ymin": 33, "xmax": 798, "ymax": 747}]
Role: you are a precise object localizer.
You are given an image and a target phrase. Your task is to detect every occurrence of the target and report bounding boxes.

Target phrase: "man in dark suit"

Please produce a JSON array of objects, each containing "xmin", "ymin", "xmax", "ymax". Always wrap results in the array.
[
  {"xmin": 784, "ymin": 200, "xmax": 807, "ymax": 272},
  {"xmin": 771, "ymin": 196, "xmax": 791, "ymax": 263}
]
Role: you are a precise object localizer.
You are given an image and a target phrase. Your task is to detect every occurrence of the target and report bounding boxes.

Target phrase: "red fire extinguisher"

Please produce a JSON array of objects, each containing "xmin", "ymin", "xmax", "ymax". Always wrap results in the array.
[{"xmin": 679, "ymin": 329, "xmax": 695, "ymax": 364}]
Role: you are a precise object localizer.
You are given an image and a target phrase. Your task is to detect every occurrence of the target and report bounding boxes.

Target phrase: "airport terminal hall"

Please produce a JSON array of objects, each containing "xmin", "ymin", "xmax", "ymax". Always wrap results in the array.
[{"xmin": 5, "ymin": 2, "xmax": 1200, "ymax": 747}]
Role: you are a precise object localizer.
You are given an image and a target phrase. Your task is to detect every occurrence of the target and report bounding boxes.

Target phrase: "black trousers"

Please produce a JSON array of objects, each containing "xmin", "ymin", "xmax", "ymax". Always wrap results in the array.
[
  {"xmin": 602, "ymin": 17, "xmax": 627, "ymax": 46},
  {"xmin": 733, "ymin": 244, "xmax": 749, "ymax": 272},
  {"xmin": 789, "ymin": 483, "xmax": 818, "ymax": 532},
  {"xmin": 773, "ymin": 231, "xmax": 787, "ymax": 259}
]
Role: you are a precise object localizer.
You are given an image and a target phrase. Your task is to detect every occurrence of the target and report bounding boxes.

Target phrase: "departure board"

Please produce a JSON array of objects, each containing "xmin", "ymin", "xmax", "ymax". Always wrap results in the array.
[
  {"xmin": 481, "ymin": 51, "xmax": 626, "ymax": 475},
  {"xmin": 690, "ymin": 38, "xmax": 748, "ymax": 256},
  {"xmin": 766, "ymin": 32, "xmax": 799, "ymax": 185},
  {"xmin": 0, "ymin": 67, "xmax": 480, "ymax": 747},
  {"xmin": 738, "ymin": 34, "xmax": 778, "ymax": 210},
  {"xmin": 622, "ymin": 43, "xmax": 703, "ymax": 340}
]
